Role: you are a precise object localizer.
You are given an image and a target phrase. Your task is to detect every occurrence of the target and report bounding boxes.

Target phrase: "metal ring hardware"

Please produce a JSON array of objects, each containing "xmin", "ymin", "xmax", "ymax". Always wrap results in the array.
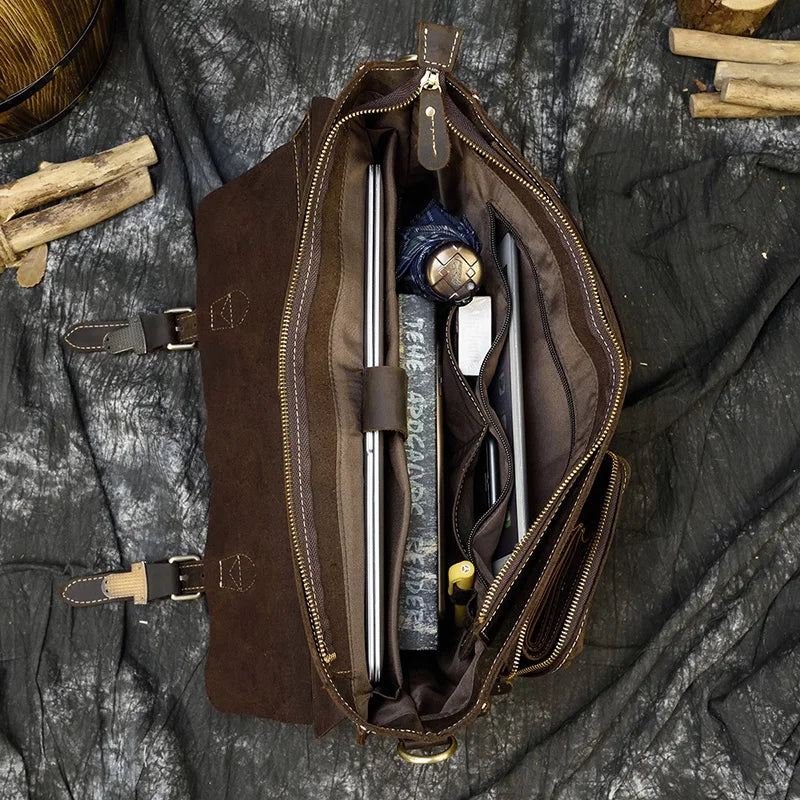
[
  {"xmin": 168, "ymin": 554, "xmax": 202, "ymax": 601},
  {"xmin": 163, "ymin": 307, "xmax": 197, "ymax": 351},
  {"xmin": 396, "ymin": 736, "xmax": 458, "ymax": 764}
]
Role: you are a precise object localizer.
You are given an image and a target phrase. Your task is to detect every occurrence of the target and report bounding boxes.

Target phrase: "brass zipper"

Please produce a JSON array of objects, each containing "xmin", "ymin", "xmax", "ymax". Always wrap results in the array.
[
  {"xmin": 508, "ymin": 453, "xmax": 621, "ymax": 678},
  {"xmin": 278, "ymin": 77, "xmax": 425, "ymax": 666},
  {"xmin": 443, "ymin": 119, "xmax": 628, "ymax": 629}
]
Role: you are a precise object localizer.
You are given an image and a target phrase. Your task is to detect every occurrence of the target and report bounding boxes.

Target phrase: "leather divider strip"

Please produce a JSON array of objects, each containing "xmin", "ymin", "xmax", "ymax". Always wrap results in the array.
[{"xmin": 361, "ymin": 365, "xmax": 408, "ymax": 437}]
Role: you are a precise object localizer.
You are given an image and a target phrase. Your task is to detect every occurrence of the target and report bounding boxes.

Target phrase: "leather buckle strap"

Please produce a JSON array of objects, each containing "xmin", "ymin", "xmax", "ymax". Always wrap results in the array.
[
  {"xmin": 63, "ymin": 307, "xmax": 198, "ymax": 354},
  {"xmin": 61, "ymin": 555, "xmax": 204, "ymax": 607}
]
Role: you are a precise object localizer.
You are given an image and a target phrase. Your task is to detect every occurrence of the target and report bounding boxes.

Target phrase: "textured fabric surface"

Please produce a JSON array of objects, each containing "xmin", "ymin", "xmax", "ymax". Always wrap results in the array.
[{"xmin": 1, "ymin": 1, "xmax": 799, "ymax": 798}]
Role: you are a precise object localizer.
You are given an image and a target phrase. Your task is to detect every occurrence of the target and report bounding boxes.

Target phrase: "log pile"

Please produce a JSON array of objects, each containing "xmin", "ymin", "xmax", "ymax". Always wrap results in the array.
[
  {"xmin": 0, "ymin": 136, "xmax": 157, "ymax": 286},
  {"xmin": 670, "ymin": 28, "xmax": 800, "ymax": 118}
]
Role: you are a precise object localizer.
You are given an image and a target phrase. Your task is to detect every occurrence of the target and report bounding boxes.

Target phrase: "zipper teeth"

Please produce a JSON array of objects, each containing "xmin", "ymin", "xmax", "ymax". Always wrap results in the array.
[
  {"xmin": 278, "ymin": 87, "xmax": 422, "ymax": 665},
  {"xmin": 444, "ymin": 120, "xmax": 627, "ymax": 628},
  {"xmin": 508, "ymin": 454, "xmax": 621, "ymax": 677}
]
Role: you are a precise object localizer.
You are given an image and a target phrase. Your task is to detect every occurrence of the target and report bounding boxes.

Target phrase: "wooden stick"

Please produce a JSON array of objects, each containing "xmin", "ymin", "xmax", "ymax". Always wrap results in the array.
[
  {"xmin": 715, "ymin": 60, "xmax": 800, "ymax": 86},
  {"xmin": 720, "ymin": 77, "xmax": 800, "ymax": 110},
  {"xmin": 669, "ymin": 27, "xmax": 800, "ymax": 63},
  {"xmin": 0, "ymin": 136, "xmax": 157, "ymax": 219},
  {"xmin": 676, "ymin": 0, "xmax": 781, "ymax": 36},
  {"xmin": 690, "ymin": 91, "xmax": 796, "ymax": 117},
  {"xmin": 2, "ymin": 168, "xmax": 154, "ymax": 255}
]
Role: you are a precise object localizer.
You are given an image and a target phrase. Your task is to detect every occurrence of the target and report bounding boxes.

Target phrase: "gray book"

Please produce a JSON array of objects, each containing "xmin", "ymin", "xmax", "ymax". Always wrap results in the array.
[{"xmin": 397, "ymin": 293, "xmax": 438, "ymax": 650}]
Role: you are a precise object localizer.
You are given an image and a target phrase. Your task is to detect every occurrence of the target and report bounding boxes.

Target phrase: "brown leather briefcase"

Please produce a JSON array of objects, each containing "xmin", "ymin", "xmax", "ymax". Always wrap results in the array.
[{"xmin": 62, "ymin": 20, "xmax": 630, "ymax": 763}]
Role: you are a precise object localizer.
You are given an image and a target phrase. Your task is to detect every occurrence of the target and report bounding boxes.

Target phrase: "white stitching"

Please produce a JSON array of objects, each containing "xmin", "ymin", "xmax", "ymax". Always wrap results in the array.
[
  {"xmin": 422, "ymin": 26, "xmax": 461, "ymax": 69},
  {"xmin": 444, "ymin": 311, "xmax": 484, "ymax": 417},
  {"xmin": 210, "ymin": 290, "xmax": 250, "ymax": 331},
  {"xmin": 291, "ymin": 125, "xmax": 327, "ymax": 650},
  {"xmin": 452, "ymin": 427, "xmax": 490, "ymax": 555},
  {"xmin": 446, "ymin": 30, "xmax": 461, "ymax": 69},
  {"xmin": 62, "ymin": 576, "xmax": 113, "ymax": 606},
  {"xmin": 218, "ymin": 553, "xmax": 255, "ymax": 593},
  {"xmin": 305, "ymin": 108, "xmax": 311, "ymax": 180},
  {"xmin": 292, "ymin": 135, "xmax": 301, "ymax": 216},
  {"xmin": 330, "ymin": 131, "xmax": 360, "ymax": 701},
  {"xmin": 64, "ymin": 322, "xmax": 126, "ymax": 351}
]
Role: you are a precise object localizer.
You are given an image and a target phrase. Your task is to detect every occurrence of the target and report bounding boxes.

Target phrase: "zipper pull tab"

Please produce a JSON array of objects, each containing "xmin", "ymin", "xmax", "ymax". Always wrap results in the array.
[{"xmin": 417, "ymin": 68, "xmax": 450, "ymax": 171}]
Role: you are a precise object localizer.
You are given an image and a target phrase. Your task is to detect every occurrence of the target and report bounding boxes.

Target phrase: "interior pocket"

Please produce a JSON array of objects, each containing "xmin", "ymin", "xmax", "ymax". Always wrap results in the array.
[
  {"xmin": 440, "ymin": 208, "xmax": 515, "ymax": 588},
  {"xmin": 516, "ymin": 451, "xmax": 628, "ymax": 673},
  {"xmin": 378, "ymin": 129, "xmax": 414, "ymax": 697}
]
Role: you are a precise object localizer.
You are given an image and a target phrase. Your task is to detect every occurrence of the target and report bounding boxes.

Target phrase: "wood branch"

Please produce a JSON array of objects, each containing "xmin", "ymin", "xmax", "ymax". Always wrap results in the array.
[
  {"xmin": 15, "ymin": 244, "xmax": 48, "ymax": 287},
  {"xmin": 689, "ymin": 91, "xmax": 796, "ymax": 117},
  {"xmin": 677, "ymin": 0, "xmax": 781, "ymax": 36},
  {"xmin": 715, "ymin": 60, "xmax": 800, "ymax": 86},
  {"xmin": 669, "ymin": 27, "xmax": 800, "ymax": 63},
  {"xmin": 720, "ymin": 77, "xmax": 800, "ymax": 110},
  {"xmin": 2, "ymin": 168, "xmax": 153, "ymax": 255},
  {"xmin": 0, "ymin": 136, "xmax": 157, "ymax": 219}
]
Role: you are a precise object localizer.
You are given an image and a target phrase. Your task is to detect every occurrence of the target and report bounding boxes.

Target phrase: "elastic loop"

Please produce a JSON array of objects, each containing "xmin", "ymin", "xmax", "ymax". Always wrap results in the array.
[{"xmin": 397, "ymin": 736, "xmax": 458, "ymax": 764}]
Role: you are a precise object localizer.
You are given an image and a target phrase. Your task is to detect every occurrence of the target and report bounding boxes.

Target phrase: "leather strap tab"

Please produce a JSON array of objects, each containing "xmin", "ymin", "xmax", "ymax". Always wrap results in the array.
[
  {"xmin": 417, "ymin": 21, "xmax": 464, "ymax": 73},
  {"xmin": 63, "ymin": 309, "xmax": 198, "ymax": 354},
  {"xmin": 362, "ymin": 365, "xmax": 408, "ymax": 437},
  {"xmin": 61, "ymin": 558, "xmax": 205, "ymax": 607}
]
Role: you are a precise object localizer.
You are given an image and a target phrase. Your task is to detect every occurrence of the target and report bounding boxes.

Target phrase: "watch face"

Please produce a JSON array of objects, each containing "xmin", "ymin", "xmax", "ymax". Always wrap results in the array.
[{"xmin": 426, "ymin": 244, "xmax": 482, "ymax": 303}]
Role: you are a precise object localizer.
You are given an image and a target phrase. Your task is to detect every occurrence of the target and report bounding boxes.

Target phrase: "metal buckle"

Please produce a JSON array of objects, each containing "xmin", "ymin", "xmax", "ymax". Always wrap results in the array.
[
  {"xmin": 163, "ymin": 307, "xmax": 196, "ymax": 351},
  {"xmin": 168, "ymin": 554, "xmax": 202, "ymax": 601}
]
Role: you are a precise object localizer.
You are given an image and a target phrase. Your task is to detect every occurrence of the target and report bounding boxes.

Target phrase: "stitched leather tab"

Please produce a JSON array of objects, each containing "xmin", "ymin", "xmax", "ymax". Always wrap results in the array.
[
  {"xmin": 362, "ymin": 365, "xmax": 408, "ymax": 437},
  {"xmin": 63, "ymin": 320, "xmax": 127, "ymax": 352},
  {"xmin": 417, "ymin": 21, "xmax": 464, "ymax": 72},
  {"xmin": 61, "ymin": 560, "xmax": 205, "ymax": 606},
  {"xmin": 63, "ymin": 310, "xmax": 198, "ymax": 354}
]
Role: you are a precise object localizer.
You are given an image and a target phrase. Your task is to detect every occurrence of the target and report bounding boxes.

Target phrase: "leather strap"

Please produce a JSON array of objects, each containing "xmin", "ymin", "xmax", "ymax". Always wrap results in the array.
[
  {"xmin": 63, "ymin": 309, "xmax": 198, "ymax": 354},
  {"xmin": 61, "ymin": 557, "xmax": 205, "ymax": 607},
  {"xmin": 361, "ymin": 365, "xmax": 408, "ymax": 437},
  {"xmin": 417, "ymin": 21, "xmax": 464, "ymax": 73}
]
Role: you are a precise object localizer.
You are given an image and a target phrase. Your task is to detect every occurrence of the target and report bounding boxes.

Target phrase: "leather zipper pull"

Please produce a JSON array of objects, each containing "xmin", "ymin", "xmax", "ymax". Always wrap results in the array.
[{"xmin": 417, "ymin": 68, "xmax": 450, "ymax": 171}]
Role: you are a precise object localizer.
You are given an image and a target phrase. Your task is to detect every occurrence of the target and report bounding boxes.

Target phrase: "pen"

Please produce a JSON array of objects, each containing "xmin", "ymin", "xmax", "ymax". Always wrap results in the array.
[{"xmin": 448, "ymin": 560, "xmax": 475, "ymax": 627}]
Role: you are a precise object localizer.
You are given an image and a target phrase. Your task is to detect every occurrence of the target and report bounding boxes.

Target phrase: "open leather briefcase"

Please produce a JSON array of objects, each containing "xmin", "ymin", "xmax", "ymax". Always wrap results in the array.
[{"xmin": 61, "ymin": 21, "xmax": 630, "ymax": 763}]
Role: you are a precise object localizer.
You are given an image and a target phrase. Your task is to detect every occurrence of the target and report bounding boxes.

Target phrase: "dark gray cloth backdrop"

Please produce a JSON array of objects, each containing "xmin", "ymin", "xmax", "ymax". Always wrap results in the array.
[{"xmin": 2, "ymin": 1, "xmax": 799, "ymax": 798}]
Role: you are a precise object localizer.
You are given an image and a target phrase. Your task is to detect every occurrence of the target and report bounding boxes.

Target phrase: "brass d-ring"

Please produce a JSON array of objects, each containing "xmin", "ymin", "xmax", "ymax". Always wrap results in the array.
[{"xmin": 397, "ymin": 736, "xmax": 458, "ymax": 764}]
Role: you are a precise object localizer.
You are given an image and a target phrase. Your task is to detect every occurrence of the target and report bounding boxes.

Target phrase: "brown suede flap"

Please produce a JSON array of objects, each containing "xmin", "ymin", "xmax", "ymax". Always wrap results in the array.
[
  {"xmin": 196, "ymin": 95, "xmax": 344, "ymax": 734},
  {"xmin": 361, "ymin": 365, "xmax": 408, "ymax": 437}
]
